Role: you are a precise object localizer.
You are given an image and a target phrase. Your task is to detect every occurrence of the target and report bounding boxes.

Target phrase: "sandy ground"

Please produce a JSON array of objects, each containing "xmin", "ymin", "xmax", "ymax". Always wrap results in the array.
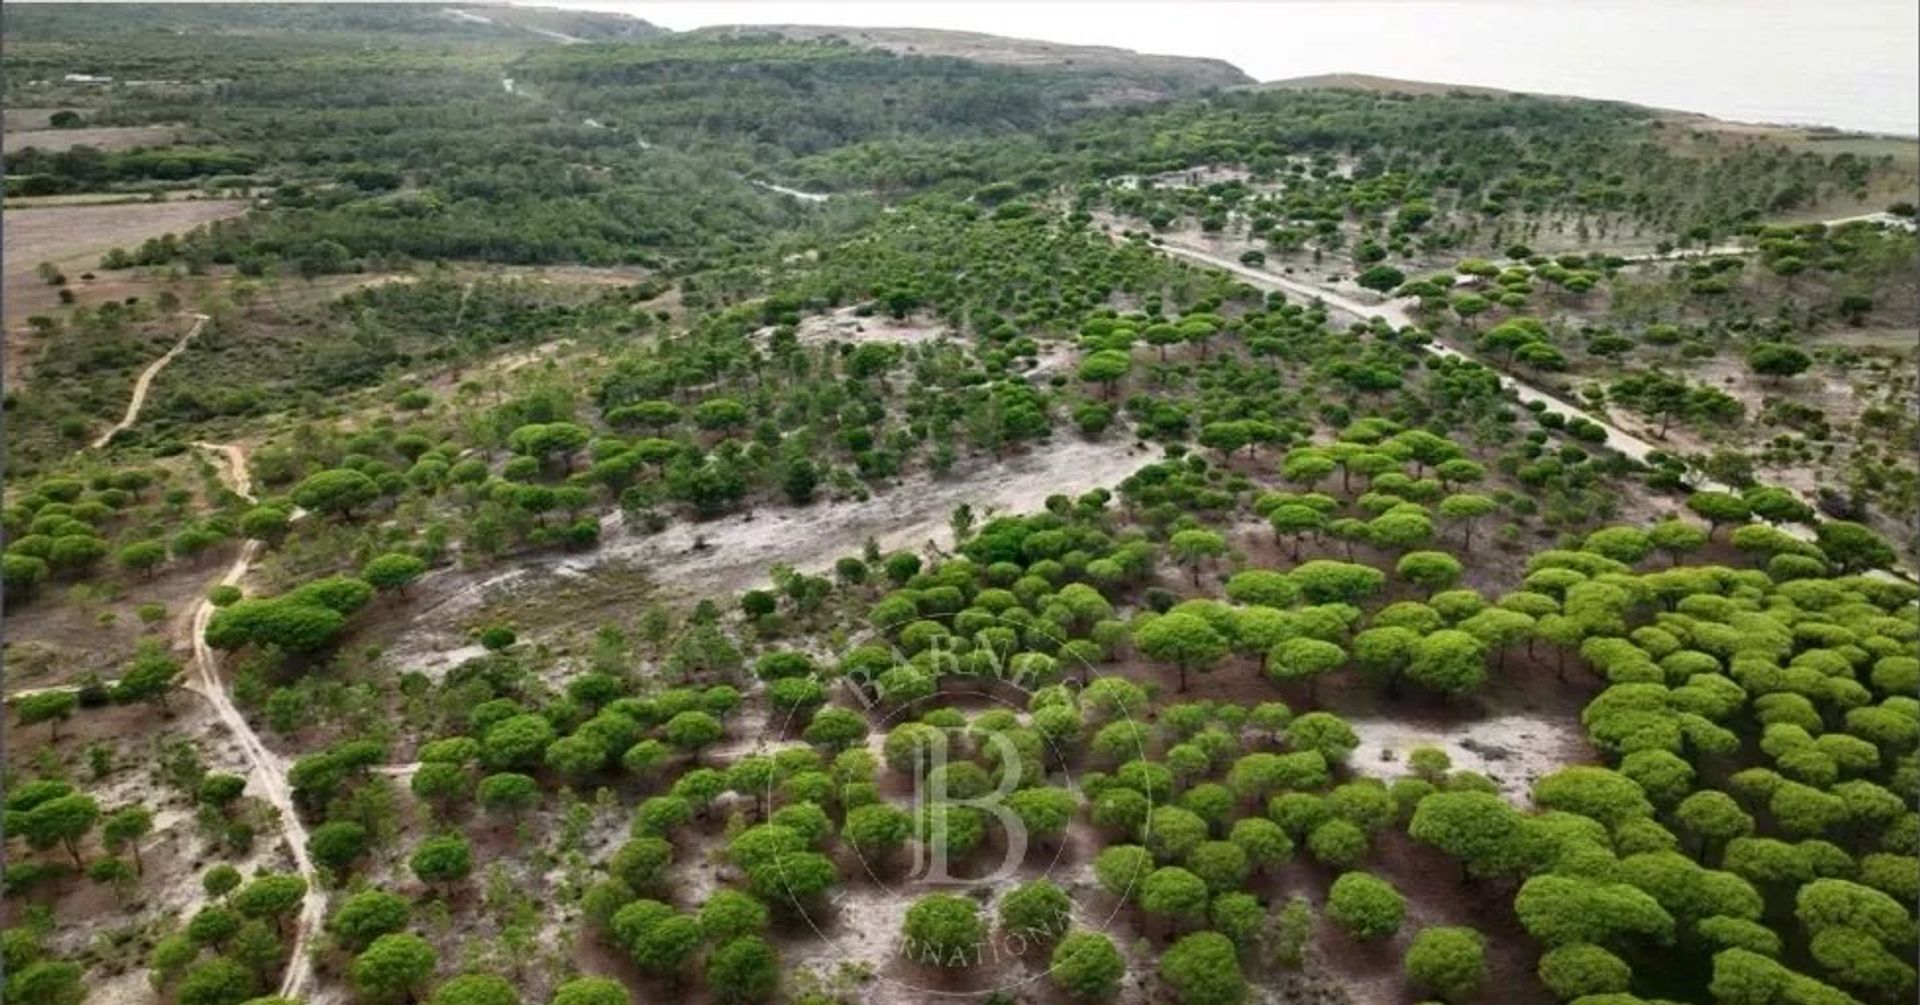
[
  {"xmin": 4, "ymin": 108, "xmax": 63, "ymax": 131},
  {"xmin": 1346, "ymin": 713, "xmax": 1589, "ymax": 804},
  {"xmin": 2, "ymin": 697, "xmax": 302, "ymax": 1005},
  {"xmin": 179, "ymin": 442, "xmax": 326, "ymax": 1001},
  {"xmin": 752, "ymin": 179, "xmax": 832, "ymax": 203},
  {"xmin": 4, "ymin": 124, "xmax": 186, "ymax": 154},
  {"xmin": 761, "ymin": 306, "xmax": 954, "ymax": 347},
  {"xmin": 1, "ymin": 199, "xmax": 248, "ymax": 327},
  {"xmin": 1650, "ymin": 355, "xmax": 1892, "ymax": 497},
  {"xmin": 380, "ymin": 434, "xmax": 1155, "ymax": 674}
]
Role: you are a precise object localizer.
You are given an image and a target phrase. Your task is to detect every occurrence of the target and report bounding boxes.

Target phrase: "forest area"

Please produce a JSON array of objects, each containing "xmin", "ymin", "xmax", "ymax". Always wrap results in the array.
[{"xmin": 3, "ymin": 7, "xmax": 1917, "ymax": 1005}]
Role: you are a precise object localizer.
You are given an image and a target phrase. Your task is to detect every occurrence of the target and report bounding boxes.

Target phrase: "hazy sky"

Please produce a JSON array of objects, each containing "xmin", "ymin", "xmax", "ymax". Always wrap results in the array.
[{"xmin": 531, "ymin": 1, "xmax": 1920, "ymax": 134}]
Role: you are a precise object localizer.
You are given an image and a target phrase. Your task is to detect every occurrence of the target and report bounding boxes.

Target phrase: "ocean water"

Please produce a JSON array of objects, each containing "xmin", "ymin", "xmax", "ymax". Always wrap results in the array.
[{"xmin": 556, "ymin": 0, "xmax": 1920, "ymax": 136}]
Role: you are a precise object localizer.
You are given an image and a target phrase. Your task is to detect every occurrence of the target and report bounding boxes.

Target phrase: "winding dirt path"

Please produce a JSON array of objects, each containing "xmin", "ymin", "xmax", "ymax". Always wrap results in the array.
[
  {"xmin": 10, "ymin": 440, "xmax": 324, "ymax": 993},
  {"xmin": 1140, "ymin": 235, "xmax": 1916, "ymax": 578},
  {"xmin": 751, "ymin": 179, "xmax": 832, "ymax": 203},
  {"xmin": 90, "ymin": 312, "xmax": 210, "ymax": 449},
  {"xmin": 1148, "ymin": 238, "xmax": 1688, "ymax": 456},
  {"xmin": 182, "ymin": 441, "xmax": 324, "ymax": 1002}
]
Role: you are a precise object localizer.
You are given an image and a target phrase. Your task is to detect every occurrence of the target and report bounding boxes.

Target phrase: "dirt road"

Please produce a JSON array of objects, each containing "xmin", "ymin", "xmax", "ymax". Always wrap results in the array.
[
  {"xmin": 182, "ymin": 441, "xmax": 324, "ymax": 1001},
  {"xmin": 1140, "ymin": 236, "xmax": 1882, "ymax": 555},
  {"xmin": 1146, "ymin": 238, "xmax": 1688, "ymax": 455},
  {"xmin": 91, "ymin": 312, "xmax": 210, "ymax": 449},
  {"xmin": 752, "ymin": 179, "xmax": 832, "ymax": 203},
  {"xmin": 1156, "ymin": 233, "xmax": 1916, "ymax": 582},
  {"xmin": 11, "ymin": 439, "xmax": 324, "ymax": 994}
]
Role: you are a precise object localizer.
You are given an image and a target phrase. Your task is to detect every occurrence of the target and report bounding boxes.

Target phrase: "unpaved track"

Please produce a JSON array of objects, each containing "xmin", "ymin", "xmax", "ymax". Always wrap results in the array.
[
  {"xmin": 1150, "ymin": 238, "xmax": 1689, "ymax": 461},
  {"xmin": 1143, "ymin": 234, "xmax": 1914, "ymax": 579},
  {"xmin": 6, "ymin": 441, "xmax": 324, "ymax": 995},
  {"xmin": 91, "ymin": 312, "xmax": 210, "ymax": 449},
  {"xmin": 182, "ymin": 441, "xmax": 324, "ymax": 1002},
  {"xmin": 752, "ymin": 179, "xmax": 832, "ymax": 203}
]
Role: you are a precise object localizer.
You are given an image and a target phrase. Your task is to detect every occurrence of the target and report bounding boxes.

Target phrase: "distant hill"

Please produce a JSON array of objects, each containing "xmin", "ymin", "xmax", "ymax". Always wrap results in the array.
[
  {"xmin": 1250, "ymin": 73, "xmax": 1513, "ymax": 97},
  {"xmin": 1248, "ymin": 71, "xmax": 1908, "ymax": 139},
  {"xmin": 441, "ymin": 5, "xmax": 663, "ymax": 43},
  {"xmin": 0, "ymin": 3, "xmax": 659, "ymax": 46},
  {"xmin": 688, "ymin": 24, "xmax": 1253, "ymax": 102}
]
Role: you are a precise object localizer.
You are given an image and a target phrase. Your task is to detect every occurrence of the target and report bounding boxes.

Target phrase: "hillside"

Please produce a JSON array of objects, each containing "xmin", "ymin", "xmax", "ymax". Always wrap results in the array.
[
  {"xmin": 1252, "ymin": 72, "xmax": 1513, "ymax": 97},
  {"xmin": 440, "ymin": 4, "xmax": 664, "ymax": 42},
  {"xmin": 690, "ymin": 23, "xmax": 1254, "ymax": 101},
  {"xmin": 3, "ymin": 13, "xmax": 1917, "ymax": 1005}
]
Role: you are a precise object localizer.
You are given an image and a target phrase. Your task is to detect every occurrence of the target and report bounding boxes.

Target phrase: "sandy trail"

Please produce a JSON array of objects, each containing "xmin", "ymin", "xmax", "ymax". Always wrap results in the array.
[
  {"xmin": 752, "ymin": 179, "xmax": 832, "ymax": 203},
  {"xmin": 10, "ymin": 439, "xmax": 325, "ymax": 993},
  {"xmin": 90, "ymin": 312, "xmax": 210, "ymax": 449},
  {"xmin": 179, "ymin": 441, "xmax": 324, "ymax": 1001},
  {"xmin": 6, "ymin": 679, "xmax": 119, "ymax": 699}
]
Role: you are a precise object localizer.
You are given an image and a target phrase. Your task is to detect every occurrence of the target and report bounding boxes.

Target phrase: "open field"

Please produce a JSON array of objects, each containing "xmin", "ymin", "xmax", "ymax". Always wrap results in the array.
[
  {"xmin": 4, "ymin": 190, "xmax": 241, "ymax": 208},
  {"xmin": 3, "ymin": 123, "xmax": 187, "ymax": 153},
  {"xmin": 1, "ymin": 199, "xmax": 248, "ymax": 325},
  {"xmin": 4, "ymin": 106, "xmax": 63, "ymax": 130}
]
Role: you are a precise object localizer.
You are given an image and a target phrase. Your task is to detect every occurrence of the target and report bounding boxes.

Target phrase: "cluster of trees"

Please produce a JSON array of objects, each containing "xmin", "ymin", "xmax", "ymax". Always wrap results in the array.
[
  {"xmin": 5, "ymin": 145, "xmax": 258, "ymax": 196},
  {"xmin": 6, "ymin": 297, "xmax": 197, "ymax": 473},
  {"xmin": 1080, "ymin": 91, "xmax": 1905, "ymax": 262},
  {"xmin": 518, "ymin": 37, "xmax": 1116, "ymax": 167},
  {"xmin": 1404, "ymin": 566, "xmax": 1920, "ymax": 1004},
  {"xmin": 13, "ymin": 325, "xmax": 1910, "ymax": 1005},
  {"xmin": 3, "ymin": 769, "xmax": 286, "ymax": 973},
  {"xmin": 1608, "ymin": 370, "xmax": 1745, "ymax": 436},
  {"xmin": 3, "ymin": 465, "xmax": 190, "ymax": 603},
  {"xmin": 205, "ymin": 575, "xmax": 375, "ymax": 653},
  {"xmin": 7, "ymin": 17, "xmax": 1916, "ymax": 1005},
  {"xmin": 60, "ymin": 38, "xmax": 814, "ymax": 277},
  {"xmin": 143, "ymin": 871, "xmax": 309, "ymax": 1002}
]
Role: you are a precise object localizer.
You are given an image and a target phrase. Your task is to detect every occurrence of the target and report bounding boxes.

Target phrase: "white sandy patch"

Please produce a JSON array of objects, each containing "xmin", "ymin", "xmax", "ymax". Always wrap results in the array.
[
  {"xmin": 385, "ymin": 435, "xmax": 1154, "ymax": 664},
  {"xmin": 1346, "ymin": 713, "xmax": 1591, "ymax": 804}
]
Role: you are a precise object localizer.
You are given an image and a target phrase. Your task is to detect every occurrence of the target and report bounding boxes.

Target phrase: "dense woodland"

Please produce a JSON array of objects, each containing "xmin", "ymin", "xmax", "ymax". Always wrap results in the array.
[{"xmin": 4, "ymin": 8, "xmax": 1917, "ymax": 1005}]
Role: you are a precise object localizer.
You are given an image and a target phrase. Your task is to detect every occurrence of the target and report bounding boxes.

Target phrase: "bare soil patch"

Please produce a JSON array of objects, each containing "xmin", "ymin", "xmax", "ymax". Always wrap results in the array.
[
  {"xmin": 4, "ymin": 191, "xmax": 241, "ymax": 208},
  {"xmin": 4, "ymin": 107, "xmax": 63, "ymax": 131},
  {"xmin": 766, "ymin": 306, "xmax": 955, "ymax": 348},
  {"xmin": 2, "ymin": 199, "xmax": 248, "ymax": 326},
  {"xmin": 3, "ymin": 545, "xmax": 242, "ymax": 691},
  {"xmin": 3, "ymin": 697, "xmax": 299, "ymax": 996},
  {"xmin": 380, "ymin": 435, "xmax": 1155, "ymax": 671},
  {"xmin": 3, "ymin": 124, "xmax": 186, "ymax": 154},
  {"xmin": 1345, "ymin": 712, "xmax": 1591, "ymax": 804}
]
